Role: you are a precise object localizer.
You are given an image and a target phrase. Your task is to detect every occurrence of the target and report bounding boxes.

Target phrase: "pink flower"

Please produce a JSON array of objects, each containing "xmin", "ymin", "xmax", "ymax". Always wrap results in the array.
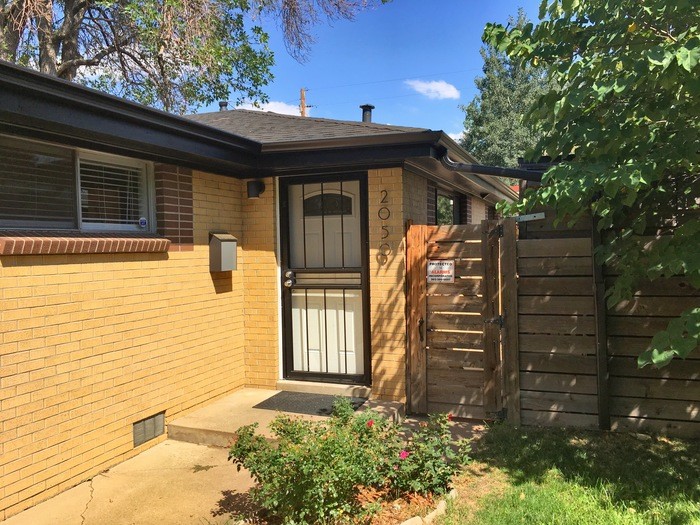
[
  {"xmin": 447, "ymin": 413, "xmax": 453, "ymax": 422},
  {"xmin": 366, "ymin": 419, "xmax": 374, "ymax": 429},
  {"xmin": 399, "ymin": 450, "xmax": 409, "ymax": 460}
]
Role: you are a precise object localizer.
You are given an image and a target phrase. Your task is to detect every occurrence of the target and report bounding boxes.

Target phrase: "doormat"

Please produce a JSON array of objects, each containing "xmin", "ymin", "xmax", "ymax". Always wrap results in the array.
[{"xmin": 253, "ymin": 391, "xmax": 367, "ymax": 417}]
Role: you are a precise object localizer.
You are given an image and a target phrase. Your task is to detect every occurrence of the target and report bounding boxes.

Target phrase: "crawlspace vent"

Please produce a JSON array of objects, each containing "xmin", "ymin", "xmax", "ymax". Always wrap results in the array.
[{"xmin": 133, "ymin": 411, "xmax": 165, "ymax": 447}]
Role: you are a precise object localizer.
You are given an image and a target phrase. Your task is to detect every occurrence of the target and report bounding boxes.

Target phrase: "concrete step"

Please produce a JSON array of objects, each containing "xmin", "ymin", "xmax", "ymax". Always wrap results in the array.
[
  {"xmin": 359, "ymin": 399, "xmax": 405, "ymax": 424},
  {"xmin": 276, "ymin": 379, "xmax": 372, "ymax": 399},
  {"xmin": 168, "ymin": 388, "xmax": 405, "ymax": 448},
  {"xmin": 167, "ymin": 389, "xmax": 324, "ymax": 448}
]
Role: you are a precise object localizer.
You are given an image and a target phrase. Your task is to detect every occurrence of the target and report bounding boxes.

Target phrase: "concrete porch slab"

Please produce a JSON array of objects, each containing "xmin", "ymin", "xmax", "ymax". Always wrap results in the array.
[
  {"xmin": 2, "ymin": 440, "xmax": 254, "ymax": 525},
  {"xmin": 167, "ymin": 388, "xmax": 406, "ymax": 448}
]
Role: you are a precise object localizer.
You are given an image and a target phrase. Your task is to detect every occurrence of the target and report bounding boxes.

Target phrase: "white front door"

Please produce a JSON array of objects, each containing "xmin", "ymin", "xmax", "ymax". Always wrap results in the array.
[{"xmin": 280, "ymin": 175, "xmax": 369, "ymax": 383}]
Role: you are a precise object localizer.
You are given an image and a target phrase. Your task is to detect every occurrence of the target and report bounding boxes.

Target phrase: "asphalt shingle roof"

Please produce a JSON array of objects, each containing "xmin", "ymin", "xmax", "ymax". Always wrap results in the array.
[{"xmin": 187, "ymin": 109, "xmax": 429, "ymax": 144}]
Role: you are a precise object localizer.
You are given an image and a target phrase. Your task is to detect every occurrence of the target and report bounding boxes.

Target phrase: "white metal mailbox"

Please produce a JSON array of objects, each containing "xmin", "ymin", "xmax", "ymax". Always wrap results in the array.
[{"xmin": 209, "ymin": 232, "xmax": 237, "ymax": 272}]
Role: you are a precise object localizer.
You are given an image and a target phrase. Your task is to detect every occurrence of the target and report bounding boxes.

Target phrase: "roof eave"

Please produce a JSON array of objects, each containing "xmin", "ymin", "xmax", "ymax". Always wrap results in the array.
[
  {"xmin": 0, "ymin": 60, "xmax": 261, "ymax": 176},
  {"xmin": 256, "ymin": 131, "xmax": 443, "ymax": 174}
]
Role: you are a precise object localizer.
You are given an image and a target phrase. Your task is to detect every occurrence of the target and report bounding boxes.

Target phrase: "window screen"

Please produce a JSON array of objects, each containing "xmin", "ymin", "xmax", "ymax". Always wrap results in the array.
[
  {"xmin": 0, "ymin": 136, "xmax": 76, "ymax": 228},
  {"xmin": 80, "ymin": 159, "xmax": 144, "ymax": 228}
]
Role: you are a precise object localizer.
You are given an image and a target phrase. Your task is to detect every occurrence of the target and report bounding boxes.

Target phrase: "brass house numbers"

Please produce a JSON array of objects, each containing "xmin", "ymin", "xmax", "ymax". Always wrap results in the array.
[{"xmin": 378, "ymin": 189, "xmax": 391, "ymax": 265}]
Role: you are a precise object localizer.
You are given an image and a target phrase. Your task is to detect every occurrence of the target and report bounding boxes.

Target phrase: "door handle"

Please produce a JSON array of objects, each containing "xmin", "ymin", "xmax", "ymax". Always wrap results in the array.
[{"xmin": 418, "ymin": 317, "xmax": 425, "ymax": 342}]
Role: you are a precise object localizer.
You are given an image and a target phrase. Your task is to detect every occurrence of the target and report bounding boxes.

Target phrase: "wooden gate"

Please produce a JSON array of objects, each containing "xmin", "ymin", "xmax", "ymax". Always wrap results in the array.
[{"xmin": 406, "ymin": 220, "xmax": 518, "ymax": 419}]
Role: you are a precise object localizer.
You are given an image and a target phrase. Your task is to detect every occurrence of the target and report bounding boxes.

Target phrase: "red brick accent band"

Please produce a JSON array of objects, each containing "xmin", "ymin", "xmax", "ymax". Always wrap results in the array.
[
  {"xmin": 154, "ymin": 164, "xmax": 194, "ymax": 246},
  {"xmin": 0, "ymin": 232, "xmax": 170, "ymax": 256}
]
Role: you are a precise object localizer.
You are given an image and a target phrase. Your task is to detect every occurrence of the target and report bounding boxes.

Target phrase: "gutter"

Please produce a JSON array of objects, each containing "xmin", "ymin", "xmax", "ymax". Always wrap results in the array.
[{"xmin": 440, "ymin": 154, "xmax": 544, "ymax": 183}]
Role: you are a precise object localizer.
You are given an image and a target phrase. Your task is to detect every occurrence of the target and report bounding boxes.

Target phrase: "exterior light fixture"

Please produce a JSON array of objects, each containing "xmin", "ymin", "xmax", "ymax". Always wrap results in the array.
[{"xmin": 247, "ymin": 179, "xmax": 265, "ymax": 199}]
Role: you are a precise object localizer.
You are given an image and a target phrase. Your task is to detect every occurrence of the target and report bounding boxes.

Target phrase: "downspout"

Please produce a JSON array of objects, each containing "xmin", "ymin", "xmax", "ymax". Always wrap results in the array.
[{"xmin": 440, "ymin": 154, "xmax": 544, "ymax": 183}]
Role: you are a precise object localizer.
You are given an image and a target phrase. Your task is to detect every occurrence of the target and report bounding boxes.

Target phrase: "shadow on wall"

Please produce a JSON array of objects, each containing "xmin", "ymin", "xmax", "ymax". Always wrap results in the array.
[
  {"xmin": 370, "ymin": 235, "xmax": 410, "ymax": 402},
  {"xmin": 210, "ymin": 271, "xmax": 233, "ymax": 294}
]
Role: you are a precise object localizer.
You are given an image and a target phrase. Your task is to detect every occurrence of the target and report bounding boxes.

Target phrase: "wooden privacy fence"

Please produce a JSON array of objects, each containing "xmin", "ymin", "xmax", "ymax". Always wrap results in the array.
[{"xmin": 406, "ymin": 217, "xmax": 700, "ymax": 437}]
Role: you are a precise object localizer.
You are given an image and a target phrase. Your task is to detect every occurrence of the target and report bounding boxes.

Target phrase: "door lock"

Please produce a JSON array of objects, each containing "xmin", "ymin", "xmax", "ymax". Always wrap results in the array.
[{"xmin": 283, "ymin": 270, "xmax": 296, "ymax": 288}]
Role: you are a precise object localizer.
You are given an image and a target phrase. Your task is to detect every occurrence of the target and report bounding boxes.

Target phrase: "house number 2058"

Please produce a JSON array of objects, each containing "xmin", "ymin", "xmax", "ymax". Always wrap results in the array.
[{"xmin": 378, "ymin": 190, "xmax": 391, "ymax": 265}]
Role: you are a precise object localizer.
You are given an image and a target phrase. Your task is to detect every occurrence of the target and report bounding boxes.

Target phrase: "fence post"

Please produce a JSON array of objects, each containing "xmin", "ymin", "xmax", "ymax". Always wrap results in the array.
[
  {"xmin": 500, "ymin": 218, "xmax": 521, "ymax": 425},
  {"xmin": 482, "ymin": 220, "xmax": 502, "ymax": 416},
  {"xmin": 591, "ymin": 218, "xmax": 611, "ymax": 430},
  {"xmin": 406, "ymin": 222, "xmax": 427, "ymax": 414}
]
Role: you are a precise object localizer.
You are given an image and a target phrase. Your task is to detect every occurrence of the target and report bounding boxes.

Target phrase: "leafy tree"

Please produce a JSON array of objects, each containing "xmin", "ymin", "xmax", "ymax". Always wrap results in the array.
[
  {"xmin": 0, "ymin": 0, "xmax": 380, "ymax": 113},
  {"xmin": 460, "ymin": 9, "xmax": 549, "ymax": 168},
  {"xmin": 437, "ymin": 195, "xmax": 455, "ymax": 225},
  {"xmin": 487, "ymin": 0, "xmax": 699, "ymax": 365}
]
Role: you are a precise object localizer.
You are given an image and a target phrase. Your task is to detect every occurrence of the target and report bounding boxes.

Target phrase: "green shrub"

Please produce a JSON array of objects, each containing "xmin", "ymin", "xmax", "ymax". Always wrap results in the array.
[
  {"xmin": 229, "ymin": 398, "xmax": 469, "ymax": 524},
  {"xmin": 391, "ymin": 413, "xmax": 468, "ymax": 496}
]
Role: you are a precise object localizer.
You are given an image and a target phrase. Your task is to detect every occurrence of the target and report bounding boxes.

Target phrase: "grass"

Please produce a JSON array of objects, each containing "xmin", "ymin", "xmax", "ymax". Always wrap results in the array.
[{"xmin": 439, "ymin": 424, "xmax": 700, "ymax": 525}]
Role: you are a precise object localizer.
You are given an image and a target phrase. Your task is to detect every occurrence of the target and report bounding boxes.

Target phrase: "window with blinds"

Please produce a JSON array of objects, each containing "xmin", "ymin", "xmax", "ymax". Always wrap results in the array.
[
  {"xmin": 0, "ymin": 134, "xmax": 152, "ymax": 232},
  {"xmin": 79, "ymin": 159, "xmax": 145, "ymax": 229},
  {"xmin": 0, "ymin": 135, "xmax": 77, "ymax": 228}
]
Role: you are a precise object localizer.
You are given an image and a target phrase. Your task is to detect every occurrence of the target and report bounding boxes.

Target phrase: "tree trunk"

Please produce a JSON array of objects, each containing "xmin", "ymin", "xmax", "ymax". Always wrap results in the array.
[
  {"xmin": 0, "ymin": 0, "xmax": 24, "ymax": 62},
  {"xmin": 58, "ymin": 0, "xmax": 87, "ymax": 80},
  {"xmin": 36, "ymin": 0, "xmax": 58, "ymax": 76}
]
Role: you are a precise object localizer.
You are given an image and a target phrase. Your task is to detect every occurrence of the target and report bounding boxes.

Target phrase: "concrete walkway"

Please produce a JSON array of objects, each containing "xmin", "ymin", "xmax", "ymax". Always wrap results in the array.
[{"xmin": 2, "ymin": 440, "xmax": 254, "ymax": 525}]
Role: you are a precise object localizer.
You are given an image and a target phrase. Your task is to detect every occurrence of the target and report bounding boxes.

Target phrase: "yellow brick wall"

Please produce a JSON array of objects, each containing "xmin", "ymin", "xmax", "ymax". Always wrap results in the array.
[
  {"xmin": 368, "ymin": 168, "xmax": 406, "ymax": 401},
  {"xmin": 241, "ymin": 177, "xmax": 279, "ymax": 389},
  {"xmin": 364, "ymin": 168, "xmax": 429, "ymax": 403},
  {"xmin": 471, "ymin": 198, "xmax": 487, "ymax": 224},
  {"xmin": 0, "ymin": 171, "xmax": 247, "ymax": 519},
  {"xmin": 403, "ymin": 170, "xmax": 428, "ymax": 224},
  {"xmin": 1, "ymin": 166, "xmax": 428, "ymax": 518}
]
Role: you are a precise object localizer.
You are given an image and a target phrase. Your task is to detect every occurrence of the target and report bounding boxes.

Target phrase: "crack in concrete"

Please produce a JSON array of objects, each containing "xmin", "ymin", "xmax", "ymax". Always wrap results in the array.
[{"xmin": 79, "ymin": 478, "xmax": 95, "ymax": 525}]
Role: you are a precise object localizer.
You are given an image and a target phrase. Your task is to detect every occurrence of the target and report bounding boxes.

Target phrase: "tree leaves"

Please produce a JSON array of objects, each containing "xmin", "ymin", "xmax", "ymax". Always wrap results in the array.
[
  {"xmin": 0, "ymin": 0, "xmax": 383, "ymax": 112},
  {"xmin": 461, "ymin": 10, "xmax": 550, "ymax": 168},
  {"xmin": 490, "ymin": 0, "xmax": 700, "ymax": 366}
]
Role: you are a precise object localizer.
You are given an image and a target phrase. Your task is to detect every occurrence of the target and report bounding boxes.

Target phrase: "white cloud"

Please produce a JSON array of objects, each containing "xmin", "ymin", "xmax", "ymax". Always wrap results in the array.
[
  {"xmin": 404, "ymin": 80, "xmax": 460, "ymax": 100},
  {"xmin": 238, "ymin": 100, "xmax": 305, "ymax": 116},
  {"xmin": 447, "ymin": 131, "xmax": 465, "ymax": 142}
]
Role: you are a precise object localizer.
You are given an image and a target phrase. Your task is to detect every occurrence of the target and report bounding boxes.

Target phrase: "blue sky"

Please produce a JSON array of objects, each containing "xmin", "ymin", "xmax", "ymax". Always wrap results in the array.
[{"xmin": 201, "ymin": 0, "xmax": 541, "ymax": 140}]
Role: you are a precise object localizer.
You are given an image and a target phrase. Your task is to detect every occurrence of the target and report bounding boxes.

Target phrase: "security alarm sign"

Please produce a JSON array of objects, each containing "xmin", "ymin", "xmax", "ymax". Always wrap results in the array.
[{"xmin": 427, "ymin": 260, "xmax": 455, "ymax": 283}]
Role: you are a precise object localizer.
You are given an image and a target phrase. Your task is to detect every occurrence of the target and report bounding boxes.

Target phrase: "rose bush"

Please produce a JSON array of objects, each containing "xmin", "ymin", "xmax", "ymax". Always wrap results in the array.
[{"xmin": 229, "ymin": 398, "xmax": 469, "ymax": 524}]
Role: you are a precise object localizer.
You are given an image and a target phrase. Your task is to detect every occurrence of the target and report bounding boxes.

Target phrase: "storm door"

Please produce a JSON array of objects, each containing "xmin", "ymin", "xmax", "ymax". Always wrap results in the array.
[{"xmin": 280, "ymin": 174, "xmax": 370, "ymax": 384}]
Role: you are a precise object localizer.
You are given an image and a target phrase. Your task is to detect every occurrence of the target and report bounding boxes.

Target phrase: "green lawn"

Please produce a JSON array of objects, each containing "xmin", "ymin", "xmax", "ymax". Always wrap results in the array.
[{"xmin": 439, "ymin": 424, "xmax": 700, "ymax": 525}]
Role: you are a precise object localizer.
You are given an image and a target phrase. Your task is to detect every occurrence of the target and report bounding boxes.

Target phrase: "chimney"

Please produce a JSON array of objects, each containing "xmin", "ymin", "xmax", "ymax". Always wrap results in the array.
[
  {"xmin": 360, "ymin": 104, "xmax": 375, "ymax": 123},
  {"xmin": 219, "ymin": 101, "xmax": 228, "ymax": 111}
]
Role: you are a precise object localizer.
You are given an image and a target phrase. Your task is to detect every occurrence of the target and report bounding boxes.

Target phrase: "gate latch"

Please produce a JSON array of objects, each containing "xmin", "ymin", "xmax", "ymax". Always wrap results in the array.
[
  {"xmin": 484, "ymin": 315, "xmax": 504, "ymax": 329},
  {"xmin": 489, "ymin": 224, "xmax": 504, "ymax": 238}
]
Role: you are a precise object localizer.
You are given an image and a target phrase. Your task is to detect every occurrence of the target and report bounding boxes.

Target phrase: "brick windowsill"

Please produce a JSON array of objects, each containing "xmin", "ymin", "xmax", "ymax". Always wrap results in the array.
[{"xmin": 0, "ymin": 231, "xmax": 171, "ymax": 256}]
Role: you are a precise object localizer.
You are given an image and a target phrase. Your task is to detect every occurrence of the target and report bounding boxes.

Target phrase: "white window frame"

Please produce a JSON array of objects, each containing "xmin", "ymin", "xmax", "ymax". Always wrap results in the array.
[
  {"xmin": 0, "ymin": 134, "xmax": 155, "ymax": 233},
  {"xmin": 77, "ymin": 149, "xmax": 155, "ymax": 233}
]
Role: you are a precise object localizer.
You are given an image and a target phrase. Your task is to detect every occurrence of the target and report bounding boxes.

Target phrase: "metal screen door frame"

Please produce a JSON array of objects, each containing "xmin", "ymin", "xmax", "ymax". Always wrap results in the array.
[{"xmin": 279, "ymin": 173, "xmax": 371, "ymax": 385}]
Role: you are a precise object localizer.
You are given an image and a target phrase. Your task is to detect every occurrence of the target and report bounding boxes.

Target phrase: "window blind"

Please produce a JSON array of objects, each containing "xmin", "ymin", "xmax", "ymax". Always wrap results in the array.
[
  {"xmin": 80, "ymin": 160, "xmax": 143, "ymax": 227},
  {"xmin": 0, "ymin": 136, "xmax": 76, "ymax": 228}
]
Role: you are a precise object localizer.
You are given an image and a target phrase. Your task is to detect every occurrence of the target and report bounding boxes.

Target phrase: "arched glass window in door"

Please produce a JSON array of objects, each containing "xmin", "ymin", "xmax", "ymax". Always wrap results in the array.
[{"xmin": 289, "ymin": 181, "xmax": 361, "ymax": 268}]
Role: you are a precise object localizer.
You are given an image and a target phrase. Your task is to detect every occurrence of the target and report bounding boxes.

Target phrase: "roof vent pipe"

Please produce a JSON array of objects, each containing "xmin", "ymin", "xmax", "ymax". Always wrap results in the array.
[
  {"xmin": 360, "ymin": 104, "xmax": 375, "ymax": 123},
  {"xmin": 219, "ymin": 101, "xmax": 228, "ymax": 111}
]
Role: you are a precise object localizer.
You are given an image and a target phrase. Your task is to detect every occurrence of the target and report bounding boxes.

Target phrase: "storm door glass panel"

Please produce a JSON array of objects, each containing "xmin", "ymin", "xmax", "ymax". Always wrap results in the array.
[
  {"xmin": 291, "ymin": 288, "xmax": 364, "ymax": 374},
  {"xmin": 289, "ymin": 180, "xmax": 361, "ymax": 268}
]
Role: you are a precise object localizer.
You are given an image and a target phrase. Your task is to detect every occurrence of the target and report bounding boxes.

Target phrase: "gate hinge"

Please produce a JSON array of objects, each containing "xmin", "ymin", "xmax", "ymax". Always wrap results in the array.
[{"xmin": 485, "ymin": 314, "xmax": 504, "ymax": 329}]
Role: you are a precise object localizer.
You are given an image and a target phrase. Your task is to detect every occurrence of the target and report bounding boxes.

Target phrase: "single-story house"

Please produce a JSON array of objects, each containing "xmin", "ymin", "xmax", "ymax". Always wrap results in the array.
[{"xmin": 0, "ymin": 60, "xmax": 516, "ymax": 519}]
